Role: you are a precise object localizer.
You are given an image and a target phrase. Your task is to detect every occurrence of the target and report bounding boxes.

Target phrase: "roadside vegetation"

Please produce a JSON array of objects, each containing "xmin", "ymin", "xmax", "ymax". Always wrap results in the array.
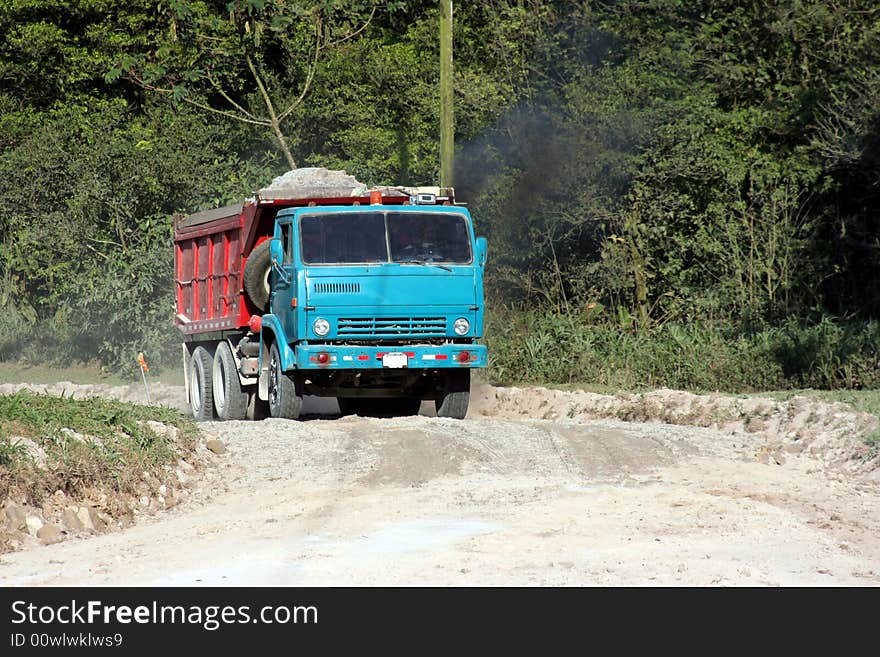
[
  {"xmin": 1, "ymin": 0, "xmax": 878, "ymax": 401},
  {"xmin": 0, "ymin": 391, "xmax": 198, "ymax": 506},
  {"xmin": 485, "ymin": 309, "xmax": 880, "ymax": 393}
]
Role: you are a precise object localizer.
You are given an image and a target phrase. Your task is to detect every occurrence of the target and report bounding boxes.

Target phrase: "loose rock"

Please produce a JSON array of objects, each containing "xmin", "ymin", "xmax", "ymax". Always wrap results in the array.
[
  {"xmin": 4, "ymin": 503, "xmax": 28, "ymax": 531},
  {"xmin": 37, "ymin": 524, "xmax": 63, "ymax": 545},
  {"xmin": 62, "ymin": 508, "xmax": 84, "ymax": 532},
  {"xmin": 25, "ymin": 515, "xmax": 44, "ymax": 536},
  {"xmin": 206, "ymin": 439, "xmax": 227, "ymax": 455}
]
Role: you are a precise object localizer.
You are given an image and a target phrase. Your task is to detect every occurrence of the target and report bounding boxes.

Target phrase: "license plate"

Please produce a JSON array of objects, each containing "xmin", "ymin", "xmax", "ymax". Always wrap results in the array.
[{"xmin": 382, "ymin": 352, "xmax": 408, "ymax": 368}]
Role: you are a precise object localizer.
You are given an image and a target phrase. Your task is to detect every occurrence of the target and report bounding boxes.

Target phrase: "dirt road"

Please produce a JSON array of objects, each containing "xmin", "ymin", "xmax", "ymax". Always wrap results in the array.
[{"xmin": 1, "ymin": 383, "xmax": 879, "ymax": 586}]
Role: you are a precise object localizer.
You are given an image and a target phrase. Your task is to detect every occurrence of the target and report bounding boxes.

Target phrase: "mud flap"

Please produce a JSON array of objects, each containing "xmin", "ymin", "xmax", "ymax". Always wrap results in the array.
[{"xmin": 258, "ymin": 340, "xmax": 270, "ymax": 401}]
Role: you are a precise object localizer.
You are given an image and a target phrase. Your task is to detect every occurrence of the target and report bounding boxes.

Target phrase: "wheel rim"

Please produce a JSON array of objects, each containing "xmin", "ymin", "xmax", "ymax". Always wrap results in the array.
[
  {"xmin": 269, "ymin": 349, "xmax": 279, "ymax": 408},
  {"xmin": 213, "ymin": 359, "xmax": 226, "ymax": 411},
  {"xmin": 190, "ymin": 365, "xmax": 201, "ymax": 412}
]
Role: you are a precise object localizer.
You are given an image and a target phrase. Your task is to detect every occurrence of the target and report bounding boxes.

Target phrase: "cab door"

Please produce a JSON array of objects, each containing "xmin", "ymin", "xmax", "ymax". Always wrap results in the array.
[{"xmin": 270, "ymin": 220, "xmax": 297, "ymax": 340}]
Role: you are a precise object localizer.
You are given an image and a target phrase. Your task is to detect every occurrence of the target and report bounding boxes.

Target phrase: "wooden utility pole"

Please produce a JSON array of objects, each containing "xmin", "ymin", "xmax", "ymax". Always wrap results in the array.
[{"xmin": 439, "ymin": 0, "xmax": 454, "ymax": 188}]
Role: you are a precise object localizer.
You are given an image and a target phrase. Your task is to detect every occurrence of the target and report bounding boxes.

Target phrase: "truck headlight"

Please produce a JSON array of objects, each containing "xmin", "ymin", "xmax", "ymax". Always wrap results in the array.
[
  {"xmin": 453, "ymin": 318, "xmax": 470, "ymax": 335},
  {"xmin": 313, "ymin": 318, "xmax": 330, "ymax": 336}
]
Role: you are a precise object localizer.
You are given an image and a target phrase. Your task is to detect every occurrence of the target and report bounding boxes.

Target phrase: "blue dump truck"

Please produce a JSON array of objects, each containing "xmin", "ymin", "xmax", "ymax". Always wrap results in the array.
[{"xmin": 174, "ymin": 172, "xmax": 487, "ymax": 421}]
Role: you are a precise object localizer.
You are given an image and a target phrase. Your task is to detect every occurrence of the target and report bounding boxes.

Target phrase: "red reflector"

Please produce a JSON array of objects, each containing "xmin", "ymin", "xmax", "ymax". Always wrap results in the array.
[
  {"xmin": 404, "ymin": 352, "xmax": 415, "ymax": 357},
  {"xmin": 248, "ymin": 315, "xmax": 262, "ymax": 333},
  {"xmin": 317, "ymin": 352, "xmax": 330, "ymax": 364},
  {"xmin": 457, "ymin": 351, "xmax": 470, "ymax": 363},
  {"xmin": 435, "ymin": 354, "xmax": 448, "ymax": 360},
  {"xmin": 358, "ymin": 355, "xmax": 369, "ymax": 361}
]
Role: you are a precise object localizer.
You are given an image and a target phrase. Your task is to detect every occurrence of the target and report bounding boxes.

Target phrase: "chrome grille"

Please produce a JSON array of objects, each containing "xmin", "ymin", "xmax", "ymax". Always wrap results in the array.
[{"xmin": 337, "ymin": 316, "xmax": 446, "ymax": 337}]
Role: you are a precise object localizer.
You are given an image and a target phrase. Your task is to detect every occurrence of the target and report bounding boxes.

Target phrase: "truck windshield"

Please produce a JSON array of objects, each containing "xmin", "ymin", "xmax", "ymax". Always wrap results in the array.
[
  {"xmin": 300, "ymin": 211, "xmax": 471, "ymax": 265},
  {"xmin": 387, "ymin": 212, "xmax": 471, "ymax": 264},
  {"xmin": 300, "ymin": 213, "xmax": 387, "ymax": 264}
]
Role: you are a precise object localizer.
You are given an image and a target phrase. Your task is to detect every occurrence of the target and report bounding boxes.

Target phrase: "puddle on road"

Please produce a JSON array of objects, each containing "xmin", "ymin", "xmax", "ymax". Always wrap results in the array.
[
  {"xmin": 320, "ymin": 518, "xmax": 498, "ymax": 562},
  {"xmin": 149, "ymin": 518, "xmax": 498, "ymax": 586}
]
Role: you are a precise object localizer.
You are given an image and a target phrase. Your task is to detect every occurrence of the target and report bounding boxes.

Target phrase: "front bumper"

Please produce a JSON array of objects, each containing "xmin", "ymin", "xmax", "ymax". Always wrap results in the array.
[{"xmin": 294, "ymin": 343, "xmax": 488, "ymax": 370}]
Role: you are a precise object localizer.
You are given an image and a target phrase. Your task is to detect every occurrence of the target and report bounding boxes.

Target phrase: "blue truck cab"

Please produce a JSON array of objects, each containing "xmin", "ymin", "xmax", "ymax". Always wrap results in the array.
[{"xmin": 256, "ymin": 195, "xmax": 487, "ymax": 419}]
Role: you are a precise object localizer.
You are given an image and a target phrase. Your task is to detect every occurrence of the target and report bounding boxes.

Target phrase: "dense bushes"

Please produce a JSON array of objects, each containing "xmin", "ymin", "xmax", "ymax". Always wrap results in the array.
[
  {"xmin": 0, "ymin": 102, "xmax": 279, "ymax": 374},
  {"xmin": 486, "ymin": 309, "xmax": 880, "ymax": 393},
  {"xmin": 1, "ymin": 1, "xmax": 879, "ymax": 390}
]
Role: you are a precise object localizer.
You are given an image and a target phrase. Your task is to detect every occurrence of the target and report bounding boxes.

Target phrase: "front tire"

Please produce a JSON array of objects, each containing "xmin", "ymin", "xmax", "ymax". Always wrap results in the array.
[
  {"xmin": 268, "ymin": 341, "xmax": 302, "ymax": 419},
  {"xmin": 436, "ymin": 369, "xmax": 470, "ymax": 419},
  {"xmin": 212, "ymin": 341, "xmax": 248, "ymax": 421},
  {"xmin": 189, "ymin": 346, "xmax": 215, "ymax": 421}
]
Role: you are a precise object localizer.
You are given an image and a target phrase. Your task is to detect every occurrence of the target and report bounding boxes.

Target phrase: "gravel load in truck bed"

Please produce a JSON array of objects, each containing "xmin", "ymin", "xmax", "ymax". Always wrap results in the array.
[{"xmin": 257, "ymin": 167, "xmax": 367, "ymax": 200}]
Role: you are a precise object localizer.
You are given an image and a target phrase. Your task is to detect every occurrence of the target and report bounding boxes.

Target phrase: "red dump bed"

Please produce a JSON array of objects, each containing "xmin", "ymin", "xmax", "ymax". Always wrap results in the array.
[{"xmin": 173, "ymin": 190, "xmax": 419, "ymax": 336}]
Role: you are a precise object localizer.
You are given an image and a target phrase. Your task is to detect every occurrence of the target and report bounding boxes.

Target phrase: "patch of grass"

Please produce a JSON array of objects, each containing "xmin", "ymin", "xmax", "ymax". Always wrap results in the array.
[
  {"xmin": 0, "ymin": 438, "xmax": 28, "ymax": 468},
  {"xmin": 0, "ymin": 391, "xmax": 197, "ymax": 503}
]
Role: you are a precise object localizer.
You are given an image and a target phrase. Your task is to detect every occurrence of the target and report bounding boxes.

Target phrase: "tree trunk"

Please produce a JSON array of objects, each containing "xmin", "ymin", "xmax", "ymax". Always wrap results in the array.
[
  {"xmin": 247, "ymin": 54, "xmax": 297, "ymax": 170},
  {"xmin": 624, "ymin": 205, "xmax": 649, "ymax": 332}
]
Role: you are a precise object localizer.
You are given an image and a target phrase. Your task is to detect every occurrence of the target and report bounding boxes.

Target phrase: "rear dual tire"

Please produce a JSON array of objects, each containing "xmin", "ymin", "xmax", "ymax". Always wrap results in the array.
[
  {"xmin": 189, "ymin": 346, "xmax": 215, "ymax": 421},
  {"xmin": 212, "ymin": 341, "xmax": 249, "ymax": 421}
]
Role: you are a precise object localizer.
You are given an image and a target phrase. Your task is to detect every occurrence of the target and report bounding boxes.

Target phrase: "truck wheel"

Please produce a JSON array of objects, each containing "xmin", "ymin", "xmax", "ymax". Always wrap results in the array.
[
  {"xmin": 243, "ymin": 239, "xmax": 272, "ymax": 312},
  {"xmin": 436, "ymin": 370, "xmax": 470, "ymax": 419},
  {"xmin": 212, "ymin": 341, "xmax": 248, "ymax": 421},
  {"xmin": 268, "ymin": 341, "xmax": 302, "ymax": 419},
  {"xmin": 189, "ymin": 346, "xmax": 215, "ymax": 421}
]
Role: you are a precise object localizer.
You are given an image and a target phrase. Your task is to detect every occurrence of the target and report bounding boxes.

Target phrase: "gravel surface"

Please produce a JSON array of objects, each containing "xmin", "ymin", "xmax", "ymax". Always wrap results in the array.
[{"xmin": 1, "ymin": 382, "xmax": 879, "ymax": 586}]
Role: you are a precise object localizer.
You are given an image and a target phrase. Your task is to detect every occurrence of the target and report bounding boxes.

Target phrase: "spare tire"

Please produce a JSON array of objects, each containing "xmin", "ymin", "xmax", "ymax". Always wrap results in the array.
[{"xmin": 243, "ymin": 239, "xmax": 272, "ymax": 312}]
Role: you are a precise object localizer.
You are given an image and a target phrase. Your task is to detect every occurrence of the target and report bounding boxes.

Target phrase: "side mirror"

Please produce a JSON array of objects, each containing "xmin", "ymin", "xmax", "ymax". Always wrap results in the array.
[
  {"xmin": 475, "ymin": 237, "xmax": 487, "ymax": 267},
  {"xmin": 270, "ymin": 237, "xmax": 283, "ymax": 266},
  {"xmin": 268, "ymin": 237, "xmax": 292, "ymax": 285}
]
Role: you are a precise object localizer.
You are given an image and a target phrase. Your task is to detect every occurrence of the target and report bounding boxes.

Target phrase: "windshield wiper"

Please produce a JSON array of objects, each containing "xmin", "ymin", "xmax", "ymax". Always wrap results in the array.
[{"xmin": 399, "ymin": 260, "xmax": 453, "ymax": 272}]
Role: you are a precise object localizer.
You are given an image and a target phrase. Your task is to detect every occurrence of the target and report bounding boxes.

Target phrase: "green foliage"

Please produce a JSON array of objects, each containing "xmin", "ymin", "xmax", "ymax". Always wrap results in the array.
[
  {"xmin": 466, "ymin": 0, "xmax": 879, "ymax": 339},
  {"xmin": 1, "ymin": 0, "xmax": 879, "ymax": 392},
  {"xmin": 114, "ymin": 0, "xmax": 392, "ymax": 168},
  {"xmin": 486, "ymin": 307, "xmax": 880, "ymax": 393},
  {"xmin": 0, "ymin": 101, "xmax": 278, "ymax": 374},
  {"xmin": 0, "ymin": 391, "xmax": 198, "ymax": 500}
]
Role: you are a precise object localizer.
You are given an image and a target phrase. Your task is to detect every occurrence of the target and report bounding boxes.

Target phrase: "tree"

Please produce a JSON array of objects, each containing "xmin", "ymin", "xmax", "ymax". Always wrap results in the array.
[{"xmin": 111, "ymin": 0, "xmax": 388, "ymax": 169}]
